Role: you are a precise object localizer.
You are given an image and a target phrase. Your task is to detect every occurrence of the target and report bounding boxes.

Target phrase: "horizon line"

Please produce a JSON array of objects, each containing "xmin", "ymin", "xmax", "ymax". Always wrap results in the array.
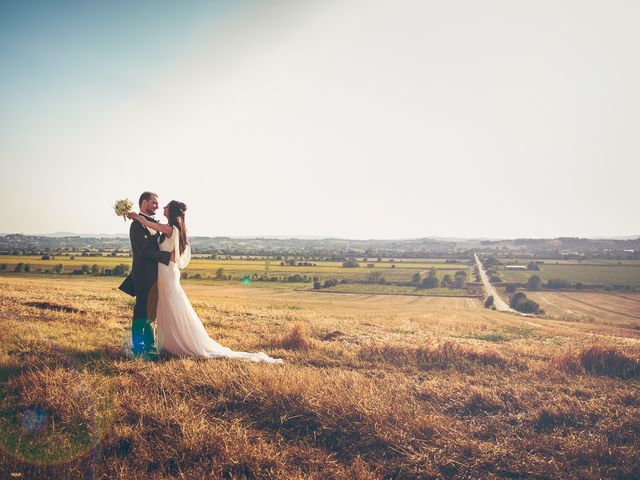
[{"xmin": 2, "ymin": 232, "xmax": 639, "ymax": 242}]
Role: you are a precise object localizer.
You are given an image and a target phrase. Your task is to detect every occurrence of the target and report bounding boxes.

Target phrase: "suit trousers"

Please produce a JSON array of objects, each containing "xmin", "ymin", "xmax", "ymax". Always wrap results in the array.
[{"xmin": 132, "ymin": 282, "xmax": 158, "ymax": 353}]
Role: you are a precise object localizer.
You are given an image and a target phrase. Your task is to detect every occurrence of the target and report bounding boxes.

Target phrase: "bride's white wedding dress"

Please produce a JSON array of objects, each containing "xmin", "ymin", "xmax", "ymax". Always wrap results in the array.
[{"xmin": 155, "ymin": 226, "xmax": 283, "ymax": 364}]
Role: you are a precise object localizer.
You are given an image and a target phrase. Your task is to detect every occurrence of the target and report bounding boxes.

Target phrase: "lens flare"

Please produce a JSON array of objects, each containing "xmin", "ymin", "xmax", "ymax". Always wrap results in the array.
[
  {"xmin": 0, "ymin": 332, "xmax": 113, "ymax": 473},
  {"xmin": 19, "ymin": 407, "xmax": 47, "ymax": 434}
]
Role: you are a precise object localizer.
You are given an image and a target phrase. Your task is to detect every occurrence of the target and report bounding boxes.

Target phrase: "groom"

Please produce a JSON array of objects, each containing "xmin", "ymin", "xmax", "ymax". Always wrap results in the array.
[{"xmin": 119, "ymin": 191, "xmax": 173, "ymax": 358}]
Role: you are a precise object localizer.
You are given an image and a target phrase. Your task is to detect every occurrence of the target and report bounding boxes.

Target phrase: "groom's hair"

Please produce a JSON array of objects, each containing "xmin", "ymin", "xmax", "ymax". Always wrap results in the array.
[{"xmin": 138, "ymin": 191, "xmax": 157, "ymax": 207}]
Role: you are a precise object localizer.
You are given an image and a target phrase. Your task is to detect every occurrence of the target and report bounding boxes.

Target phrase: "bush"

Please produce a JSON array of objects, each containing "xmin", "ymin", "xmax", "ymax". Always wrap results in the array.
[
  {"xmin": 342, "ymin": 259, "xmax": 360, "ymax": 268},
  {"xmin": 527, "ymin": 275, "xmax": 542, "ymax": 291},
  {"xmin": 112, "ymin": 264, "xmax": 130, "ymax": 276},
  {"xmin": 547, "ymin": 278, "xmax": 571, "ymax": 289},
  {"xmin": 411, "ymin": 272, "xmax": 422, "ymax": 284},
  {"xmin": 313, "ymin": 281, "xmax": 321, "ymax": 289},
  {"xmin": 484, "ymin": 256, "xmax": 500, "ymax": 267},
  {"xmin": 269, "ymin": 323, "xmax": 311, "ymax": 351},
  {"xmin": 367, "ymin": 271, "xmax": 385, "ymax": 284},
  {"xmin": 527, "ymin": 262, "xmax": 540, "ymax": 270},
  {"xmin": 72, "ymin": 265, "xmax": 91, "ymax": 275},
  {"xmin": 579, "ymin": 346, "xmax": 640, "ymax": 379},
  {"xmin": 505, "ymin": 283, "xmax": 517, "ymax": 293},
  {"xmin": 484, "ymin": 295, "xmax": 494, "ymax": 308},
  {"xmin": 510, "ymin": 291, "xmax": 540, "ymax": 314},
  {"xmin": 514, "ymin": 299, "xmax": 541, "ymax": 314},
  {"xmin": 440, "ymin": 274, "xmax": 453, "ymax": 288},
  {"xmin": 510, "ymin": 291, "xmax": 526, "ymax": 304},
  {"xmin": 421, "ymin": 270, "xmax": 439, "ymax": 289}
]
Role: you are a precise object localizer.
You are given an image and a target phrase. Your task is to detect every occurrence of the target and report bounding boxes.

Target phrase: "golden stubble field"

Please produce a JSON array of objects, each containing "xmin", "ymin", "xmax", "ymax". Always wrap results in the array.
[{"xmin": 0, "ymin": 275, "xmax": 639, "ymax": 479}]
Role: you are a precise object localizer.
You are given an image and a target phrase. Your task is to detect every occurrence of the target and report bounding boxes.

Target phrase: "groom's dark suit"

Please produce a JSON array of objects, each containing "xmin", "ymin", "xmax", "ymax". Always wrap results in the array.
[{"xmin": 120, "ymin": 213, "xmax": 171, "ymax": 356}]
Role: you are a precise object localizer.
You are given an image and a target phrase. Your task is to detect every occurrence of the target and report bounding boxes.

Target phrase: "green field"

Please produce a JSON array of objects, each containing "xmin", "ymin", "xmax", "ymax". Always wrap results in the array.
[
  {"xmin": 501, "ymin": 264, "xmax": 640, "ymax": 286},
  {"xmin": 498, "ymin": 258, "xmax": 640, "ymax": 266},
  {"xmin": 0, "ymin": 255, "xmax": 471, "ymax": 284}
]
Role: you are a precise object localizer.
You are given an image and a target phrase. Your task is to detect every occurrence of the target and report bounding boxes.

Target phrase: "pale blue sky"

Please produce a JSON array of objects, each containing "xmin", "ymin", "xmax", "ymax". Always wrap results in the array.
[{"xmin": 2, "ymin": 0, "xmax": 639, "ymax": 239}]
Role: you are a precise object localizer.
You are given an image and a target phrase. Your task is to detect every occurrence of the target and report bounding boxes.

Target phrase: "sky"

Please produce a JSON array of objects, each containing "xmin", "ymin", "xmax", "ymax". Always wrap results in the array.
[{"xmin": 1, "ymin": 0, "xmax": 639, "ymax": 239}]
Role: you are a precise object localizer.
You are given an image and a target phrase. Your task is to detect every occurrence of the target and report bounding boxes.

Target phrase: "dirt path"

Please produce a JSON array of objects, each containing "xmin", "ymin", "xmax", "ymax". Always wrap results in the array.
[{"xmin": 474, "ymin": 253, "xmax": 515, "ymax": 313}]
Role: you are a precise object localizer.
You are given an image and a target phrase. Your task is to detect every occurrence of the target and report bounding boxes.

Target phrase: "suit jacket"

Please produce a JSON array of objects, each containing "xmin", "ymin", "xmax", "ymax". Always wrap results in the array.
[{"xmin": 119, "ymin": 214, "xmax": 171, "ymax": 296}]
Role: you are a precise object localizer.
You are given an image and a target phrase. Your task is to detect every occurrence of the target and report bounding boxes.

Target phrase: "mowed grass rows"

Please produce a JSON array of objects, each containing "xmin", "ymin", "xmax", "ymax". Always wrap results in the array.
[
  {"xmin": 0, "ymin": 276, "xmax": 639, "ymax": 479},
  {"xmin": 500, "ymin": 264, "xmax": 640, "ymax": 286}
]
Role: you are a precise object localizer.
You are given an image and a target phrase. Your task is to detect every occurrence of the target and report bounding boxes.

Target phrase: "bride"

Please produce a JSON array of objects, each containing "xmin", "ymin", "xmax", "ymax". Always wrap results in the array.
[{"xmin": 127, "ymin": 201, "xmax": 283, "ymax": 364}]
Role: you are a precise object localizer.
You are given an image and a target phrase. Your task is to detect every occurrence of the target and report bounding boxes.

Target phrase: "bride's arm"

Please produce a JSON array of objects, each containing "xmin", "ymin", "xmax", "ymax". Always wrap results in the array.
[{"xmin": 126, "ymin": 212, "xmax": 173, "ymax": 236}]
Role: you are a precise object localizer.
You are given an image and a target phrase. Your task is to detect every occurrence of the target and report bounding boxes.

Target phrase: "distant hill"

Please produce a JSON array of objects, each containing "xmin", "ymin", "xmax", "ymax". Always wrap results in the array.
[{"xmin": 0, "ymin": 233, "xmax": 638, "ymax": 258}]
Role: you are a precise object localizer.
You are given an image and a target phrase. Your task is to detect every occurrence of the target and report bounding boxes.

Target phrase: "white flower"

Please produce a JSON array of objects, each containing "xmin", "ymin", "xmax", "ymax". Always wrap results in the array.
[{"xmin": 114, "ymin": 199, "xmax": 134, "ymax": 220}]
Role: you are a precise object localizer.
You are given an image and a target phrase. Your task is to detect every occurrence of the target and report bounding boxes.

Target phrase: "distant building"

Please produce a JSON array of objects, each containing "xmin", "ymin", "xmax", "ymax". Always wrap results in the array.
[{"xmin": 505, "ymin": 265, "xmax": 527, "ymax": 270}]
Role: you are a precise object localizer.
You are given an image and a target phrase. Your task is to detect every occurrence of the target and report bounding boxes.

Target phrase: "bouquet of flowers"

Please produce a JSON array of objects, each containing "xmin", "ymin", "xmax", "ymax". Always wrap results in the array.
[{"xmin": 114, "ymin": 199, "xmax": 134, "ymax": 221}]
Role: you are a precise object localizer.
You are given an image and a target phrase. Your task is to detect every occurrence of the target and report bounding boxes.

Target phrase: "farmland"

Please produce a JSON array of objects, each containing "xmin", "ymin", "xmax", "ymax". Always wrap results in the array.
[
  {"xmin": 319, "ymin": 284, "xmax": 469, "ymax": 296},
  {"xmin": 1, "ymin": 275, "xmax": 639, "ymax": 479},
  {"xmin": 499, "ymin": 263, "xmax": 640, "ymax": 286},
  {"xmin": 0, "ymin": 255, "xmax": 474, "ymax": 296}
]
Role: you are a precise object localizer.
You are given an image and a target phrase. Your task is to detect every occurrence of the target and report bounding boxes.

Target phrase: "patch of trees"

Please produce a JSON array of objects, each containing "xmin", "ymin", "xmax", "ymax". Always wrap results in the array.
[
  {"xmin": 505, "ymin": 283, "xmax": 517, "ymax": 293},
  {"xmin": 412, "ymin": 269, "xmax": 467, "ymax": 289},
  {"xmin": 484, "ymin": 295, "xmax": 494, "ymax": 308},
  {"xmin": 527, "ymin": 262, "xmax": 540, "ymax": 270},
  {"xmin": 509, "ymin": 292, "xmax": 541, "ymax": 314},
  {"xmin": 72, "ymin": 264, "xmax": 129, "ymax": 276}
]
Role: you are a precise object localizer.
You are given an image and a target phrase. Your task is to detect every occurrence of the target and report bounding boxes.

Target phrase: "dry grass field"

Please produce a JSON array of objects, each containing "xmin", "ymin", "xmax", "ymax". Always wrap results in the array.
[
  {"xmin": 500, "ymin": 264, "xmax": 640, "ymax": 286},
  {"xmin": 1, "ymin": 275, "xmax": 639, "ymax": 479},
  {"xmin": 527, "ymin": 292, "xmax": 640, "ymax": 330}
]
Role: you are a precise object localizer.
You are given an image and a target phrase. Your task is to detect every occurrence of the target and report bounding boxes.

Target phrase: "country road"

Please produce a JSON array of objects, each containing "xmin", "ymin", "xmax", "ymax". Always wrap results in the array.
[{"xmin": 474, "ymin": 253, "xmax": 514, "ymax": 312}]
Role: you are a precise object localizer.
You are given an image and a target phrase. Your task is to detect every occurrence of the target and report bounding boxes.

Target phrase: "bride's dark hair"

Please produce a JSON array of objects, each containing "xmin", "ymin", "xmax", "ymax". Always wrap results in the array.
[{"xmin": 166, "ymin": 200, "xmax": 189, "ymax": 255}]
